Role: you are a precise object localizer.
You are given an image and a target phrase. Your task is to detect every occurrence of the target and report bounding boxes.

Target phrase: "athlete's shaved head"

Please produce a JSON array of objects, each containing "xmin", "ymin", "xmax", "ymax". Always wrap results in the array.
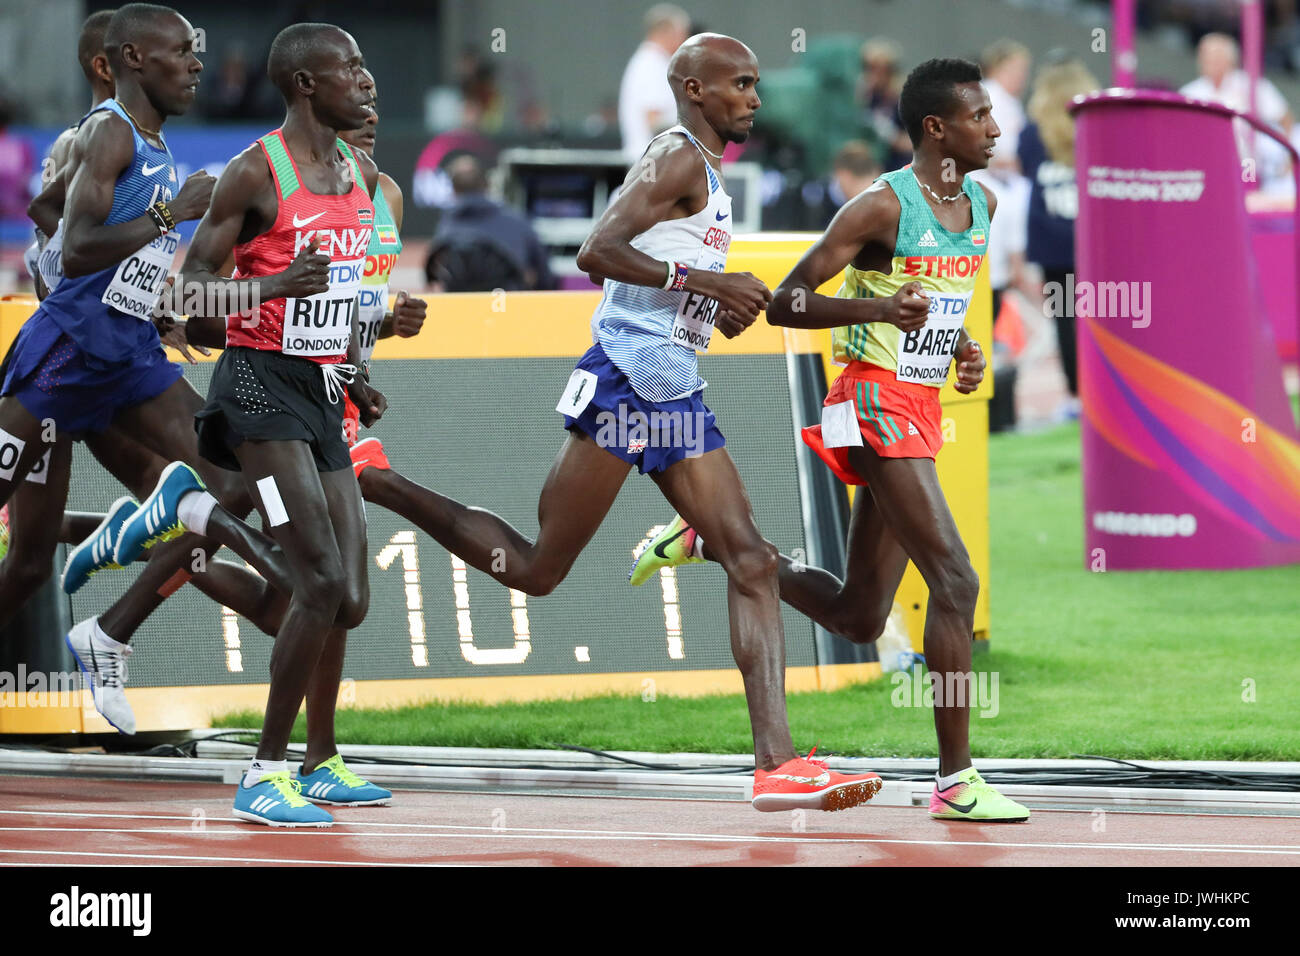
[
  {"xmin": 77, "ymin": 9, "xmax": 116, "ymax": 82},
  {"xmin": 104, "ymin": 3, "xmax": 182, "ymax": 72},
  {"xmin": 267, "ymin": 22, "xmax": 352, "ymax": 99},
  {"xmin": 665, "ymin": 33, "xmax": 760, "ymax": 146},
  {"xmin": 668, "ymin": 32, "xmax": 755, "ymax": 102}
]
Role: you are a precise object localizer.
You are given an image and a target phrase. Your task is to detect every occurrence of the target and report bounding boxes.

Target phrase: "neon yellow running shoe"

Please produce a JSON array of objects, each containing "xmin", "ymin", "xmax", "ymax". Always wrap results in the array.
[
  {"xmin": 930, "ymin": 768, "xmax": 1030, "ymax": 822},
  {"xmin": 628, "ymin": 514, "xmax": 704, "ymax": 586}
]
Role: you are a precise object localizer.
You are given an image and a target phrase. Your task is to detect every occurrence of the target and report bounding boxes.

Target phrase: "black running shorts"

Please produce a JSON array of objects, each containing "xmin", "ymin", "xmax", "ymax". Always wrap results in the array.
[{"xmin": 195, "ymin": 346, "xmax": 350, "ymax": 473}]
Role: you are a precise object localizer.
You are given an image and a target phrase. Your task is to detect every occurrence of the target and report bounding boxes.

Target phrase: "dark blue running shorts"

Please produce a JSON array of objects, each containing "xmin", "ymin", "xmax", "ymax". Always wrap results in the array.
[
  {"xmin": 561, "ymin": 342, "xmax": 725, "ymax": 475},
  {"xmin": 1, "ymin": 310, "xmax": 181, "ymax": 435}
]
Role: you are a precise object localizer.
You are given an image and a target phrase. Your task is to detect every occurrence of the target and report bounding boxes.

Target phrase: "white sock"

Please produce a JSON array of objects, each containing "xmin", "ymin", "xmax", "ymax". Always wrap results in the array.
[
  {"xmin": 91, "ymin": 618, "xmax": 130, "ymax": 654},
  {"xmin": 176, "ymin": 490, "xmax": 218, "ymax": 536},
  {"xmin": 243, "ymin": 758, "xmax": 288, "ymax": 788},
  {"xmin": 936, "ymin": 767, "xmax": 974, "ymax": 791},
  {"xmin": 691, "ymin": 533, "xmax": 705, "ymax": 559}
]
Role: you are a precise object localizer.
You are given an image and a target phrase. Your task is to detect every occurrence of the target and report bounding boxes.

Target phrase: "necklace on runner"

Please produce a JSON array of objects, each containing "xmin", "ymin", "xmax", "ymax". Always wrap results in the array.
[
  {"xmin": 684, "ymin": 124, "xmax": 725, "ymax": 159},
  {"xmin": 119, "ymin": 102, "xmax": 161, "ymax": 138},
  {"xmin": 914, "ymin": 171, "xmax": 962, "ymax": 203}
]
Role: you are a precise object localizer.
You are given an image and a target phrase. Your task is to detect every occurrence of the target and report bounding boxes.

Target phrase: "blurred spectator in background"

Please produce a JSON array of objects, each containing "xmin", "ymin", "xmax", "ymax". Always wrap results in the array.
[
  {"xmin": 801, "ymin": 140, "xmax": 881, "ymax": 228},
  {"xmin": 0, "ymin": 97, "xmax": 33, "ymax": 223},
  {"xmin": 831, "ymin": 140, "xmax": 882, "ymax": 204},
  {"xmin": 1179, "ymin": 32, "xmax": 1294, "ymax": 192},
  {"xmin": 426, "ymin": 155, "xmax": 555, "ymax": 292},
  {"xmin": 1181, "ymin": 32, "xmax": 1292, "ymax": 125},
  {"xmin": 981, "ymin": 39, "xmax": 1032, "ymax": 170},
  {"xmin": 975, "ymin": 157, "xmax": 1029, "ymax": 434},
  {"xmin": 1019, "ymin": 55, "xmax": 1100, "ymax": 412},
  {"xmin": 855, "ymin": 38, "xmax": 911, "ymax": 171},
  {"xmin": 619, "ymin": 4, "xmax": 691, "ymax": 160},
  {"xmin": 201, "ymin": 46, "xmax": 258, "ymax": 120},
  {"xmin": 973, "ymin": 40, "xmax": 1034, "ymax": 423},
  {"xmin": 583, "ymin": 97, "xmax": 620, "ymax": 139},
  {"xmin": 458, "ymin": 48, "xmax": 506, "ymax": 133}
]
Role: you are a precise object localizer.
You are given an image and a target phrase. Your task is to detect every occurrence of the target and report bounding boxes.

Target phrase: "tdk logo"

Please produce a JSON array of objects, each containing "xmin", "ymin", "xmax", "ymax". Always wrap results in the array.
[
  {"xmin": 359, "ymin": 288, "xmax": 385, "ymax": 307},
  {"xmin": 329, "ymin": 261, "xmax": 362, "ymax": 283}
]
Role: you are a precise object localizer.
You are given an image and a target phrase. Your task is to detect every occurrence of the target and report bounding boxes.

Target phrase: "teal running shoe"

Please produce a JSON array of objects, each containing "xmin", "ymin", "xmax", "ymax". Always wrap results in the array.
[
  {"xmin": 298, "ymin": 754, "xmax": 393, "ymax": 806},
  {"xmin": 62, "ymin": 496, "xmax": 138, "ymax": 594},
  {"xmin": 114, "ymin": 462, "xmax": 204, "ymax": 565},
  {"xmin": 232, "ymin": 771, "xmax": 334, "ymax": 828}
]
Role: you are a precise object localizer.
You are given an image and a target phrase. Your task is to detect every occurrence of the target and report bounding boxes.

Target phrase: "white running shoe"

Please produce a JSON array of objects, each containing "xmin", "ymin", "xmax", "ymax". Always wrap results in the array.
[{"xmin": 65, "ymin": 618, "xmax": 136, "ymax": 734}]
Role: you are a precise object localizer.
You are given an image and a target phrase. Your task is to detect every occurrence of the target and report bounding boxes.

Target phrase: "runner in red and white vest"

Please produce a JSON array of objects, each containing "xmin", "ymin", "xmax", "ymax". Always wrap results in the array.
[{"xmin": 180, "ymin": 23, "xmax": 390, "ymax": 828}]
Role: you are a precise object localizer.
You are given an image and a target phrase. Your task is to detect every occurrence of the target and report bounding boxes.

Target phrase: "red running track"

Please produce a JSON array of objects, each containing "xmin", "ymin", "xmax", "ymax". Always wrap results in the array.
[{"xmin": 0, "ymin": 775, "xmax": 1296, "ymax": 866}]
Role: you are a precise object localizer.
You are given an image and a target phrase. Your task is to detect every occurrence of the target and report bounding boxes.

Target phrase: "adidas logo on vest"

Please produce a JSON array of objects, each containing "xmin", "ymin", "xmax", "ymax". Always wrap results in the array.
[{"xmin": 917, "ymin": 229, "xmax": 938, "ymax": 248}]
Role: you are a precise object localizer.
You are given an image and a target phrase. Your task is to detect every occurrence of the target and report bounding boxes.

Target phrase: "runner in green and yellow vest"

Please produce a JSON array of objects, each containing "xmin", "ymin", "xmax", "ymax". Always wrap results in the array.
[{"xmin": 633, "ymin": 57, "xmax": 1030, "ymax": 823}]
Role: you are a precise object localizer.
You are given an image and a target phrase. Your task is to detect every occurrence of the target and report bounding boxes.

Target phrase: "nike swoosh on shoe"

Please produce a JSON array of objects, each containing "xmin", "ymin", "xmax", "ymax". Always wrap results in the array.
[
  {"xmin": 937, "ymin": 794, "xmax": 977, "ymax": 813},
  {"xmin": 652, "ymin": 527, "xmax": 690, "ymax": 560}
]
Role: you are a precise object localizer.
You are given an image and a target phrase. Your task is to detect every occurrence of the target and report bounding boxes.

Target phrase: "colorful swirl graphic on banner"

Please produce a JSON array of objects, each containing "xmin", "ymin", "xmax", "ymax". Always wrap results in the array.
[{"xmin": 1080, "ymin": 318, "xmax": 1300, "ymax": 543}]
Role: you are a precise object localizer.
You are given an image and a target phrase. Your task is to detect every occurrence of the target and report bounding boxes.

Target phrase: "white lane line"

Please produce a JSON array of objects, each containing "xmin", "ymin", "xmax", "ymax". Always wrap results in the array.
[
  {"xmin": 0, "ymin": 849, "xmax": 461, "ymax": 866},
  {"xmin": 10, "ymin": 806, "xmax": 1294, "ymax": 843},
  {"xmin": 0, "ymin": 825, "xmax": 1296, "ymax": 856}
]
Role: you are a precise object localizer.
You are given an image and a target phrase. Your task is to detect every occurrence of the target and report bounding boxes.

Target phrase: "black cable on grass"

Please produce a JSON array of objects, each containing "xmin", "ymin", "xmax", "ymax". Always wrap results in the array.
[{"xmin": 552, "ymin": 743, "xmax": 754, "ymax": 774}]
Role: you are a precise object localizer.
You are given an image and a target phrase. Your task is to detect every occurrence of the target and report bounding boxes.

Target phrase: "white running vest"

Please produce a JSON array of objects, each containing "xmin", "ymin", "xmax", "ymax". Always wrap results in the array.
[{"xmin": 593, "ymin": 126, "xmax": 733, "ymax": 403}]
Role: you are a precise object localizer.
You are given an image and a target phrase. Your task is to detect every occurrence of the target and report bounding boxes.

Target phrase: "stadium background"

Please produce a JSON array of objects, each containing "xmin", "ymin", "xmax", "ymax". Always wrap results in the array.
[{"xmin": 0, "ymin": 0, "xmax": 1294, "ymax": 736}]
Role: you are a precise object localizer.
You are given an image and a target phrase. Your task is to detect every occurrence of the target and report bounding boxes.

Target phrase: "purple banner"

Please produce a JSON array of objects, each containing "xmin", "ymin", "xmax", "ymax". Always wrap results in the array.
[{"xmin": 1071, "ymin": 90, "xmax": 1300, "ymax": 569}]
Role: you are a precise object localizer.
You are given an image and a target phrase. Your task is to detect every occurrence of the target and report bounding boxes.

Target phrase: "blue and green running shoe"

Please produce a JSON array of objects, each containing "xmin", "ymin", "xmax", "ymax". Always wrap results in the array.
[
  {"xmin": 233, "ymin": 771, "xmax": 334, "ymax": 828},
  {"xmin": 298, "ymin": 754, "xmax": 393, "ymax": 807},
  {"xmin": 114, "ymin": 461, "xmax": 204, "ymax": 565},
  {"xmin": 62, "ymin": 496, "xmax": 138, "ymax": 594}
]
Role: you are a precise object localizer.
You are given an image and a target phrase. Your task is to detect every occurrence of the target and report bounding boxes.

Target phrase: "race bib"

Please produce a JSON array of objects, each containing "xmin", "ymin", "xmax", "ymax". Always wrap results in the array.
[
  {"xmin": 670, "ymin": 290, "xmax": 721, "ymax": 353},
  {"xmin": 820, "ymin": 400, "xmax": 865, "ymax": 449},
  {"xmin": 355, "ymin": 282, "xmax": 388, "ymax": 365},
  {"xmin": 0, "ymin": 427, "xmax": 25, "ymax": 482},
  {"xmin": 556, "ymin": 368, "xmax": 597, "ymax": 417},
  {"xmin": 281, "ymin": 257, "xmax": 365, "ymax": 357},
  {"xmin": 36, "ymin": 221, "xmax": 65, "ymax": 294},
  {"xmin": 670, "ymin": 196, "xmax": 731, "ymax": 354},
  {"xmin": 25, "ymin": 447, "xmax": 52, "ymax": 485},
  {"xmin": 895, "ymin": 291, "xmax": 971, "ymax": 385},
  {"xmin": 100, "ymin": 229, "xmax": 179, "ymax": 321}
]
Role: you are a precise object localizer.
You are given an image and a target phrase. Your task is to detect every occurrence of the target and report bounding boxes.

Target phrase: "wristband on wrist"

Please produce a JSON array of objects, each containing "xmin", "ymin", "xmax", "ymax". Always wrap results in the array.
[
  {"xmin": 151, "ymin": 200, "xmax": 176, "ymax": 231},
  {"xmin": 660, "ymin": 260, "xmax": 674, "ymax": 290},
  {"xmin": 146, "ymin": 205, "xmax": 168, "ymax": 236},
  {"xmin": 670, "ymin": 261, "xmax": 689, "ymax": 291}
]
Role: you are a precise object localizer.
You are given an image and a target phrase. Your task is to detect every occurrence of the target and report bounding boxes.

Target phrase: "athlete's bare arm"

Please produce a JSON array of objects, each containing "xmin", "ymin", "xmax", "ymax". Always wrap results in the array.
[
  {"xmin": 28, "ymin": 128, "xmax": 79, "ymax": 236},
  {"xmin": 577, "ymin": 136, "xmax": 770, "ymax": 322},
  {"xmin": 376, "ymin": 173, "xmax": 426, "ymax": 340},
  {"xmin": 61, "ymin": 114, "xmax": 213, "ymax": 278},
  {"xmin": 181, "ymin": 145, "xmax": 329, "ymax": 313},
  {"xmin": 768, "ymin": 182, "xmax": 929, "ymax": 331},
  {"xmin": 952, "ymin": 182, "xmax": 997, "ymax": 394}
]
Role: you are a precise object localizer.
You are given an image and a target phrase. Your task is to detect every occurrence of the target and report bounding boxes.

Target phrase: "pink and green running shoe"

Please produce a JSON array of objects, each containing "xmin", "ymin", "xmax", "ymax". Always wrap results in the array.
[
  {"xmin": 930, "ymin": 768, "xmax": 1030, "ymax": 822},
  {"xmin": 628, "ymin": 514, "xmax": 703, "ymax": 586}
]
